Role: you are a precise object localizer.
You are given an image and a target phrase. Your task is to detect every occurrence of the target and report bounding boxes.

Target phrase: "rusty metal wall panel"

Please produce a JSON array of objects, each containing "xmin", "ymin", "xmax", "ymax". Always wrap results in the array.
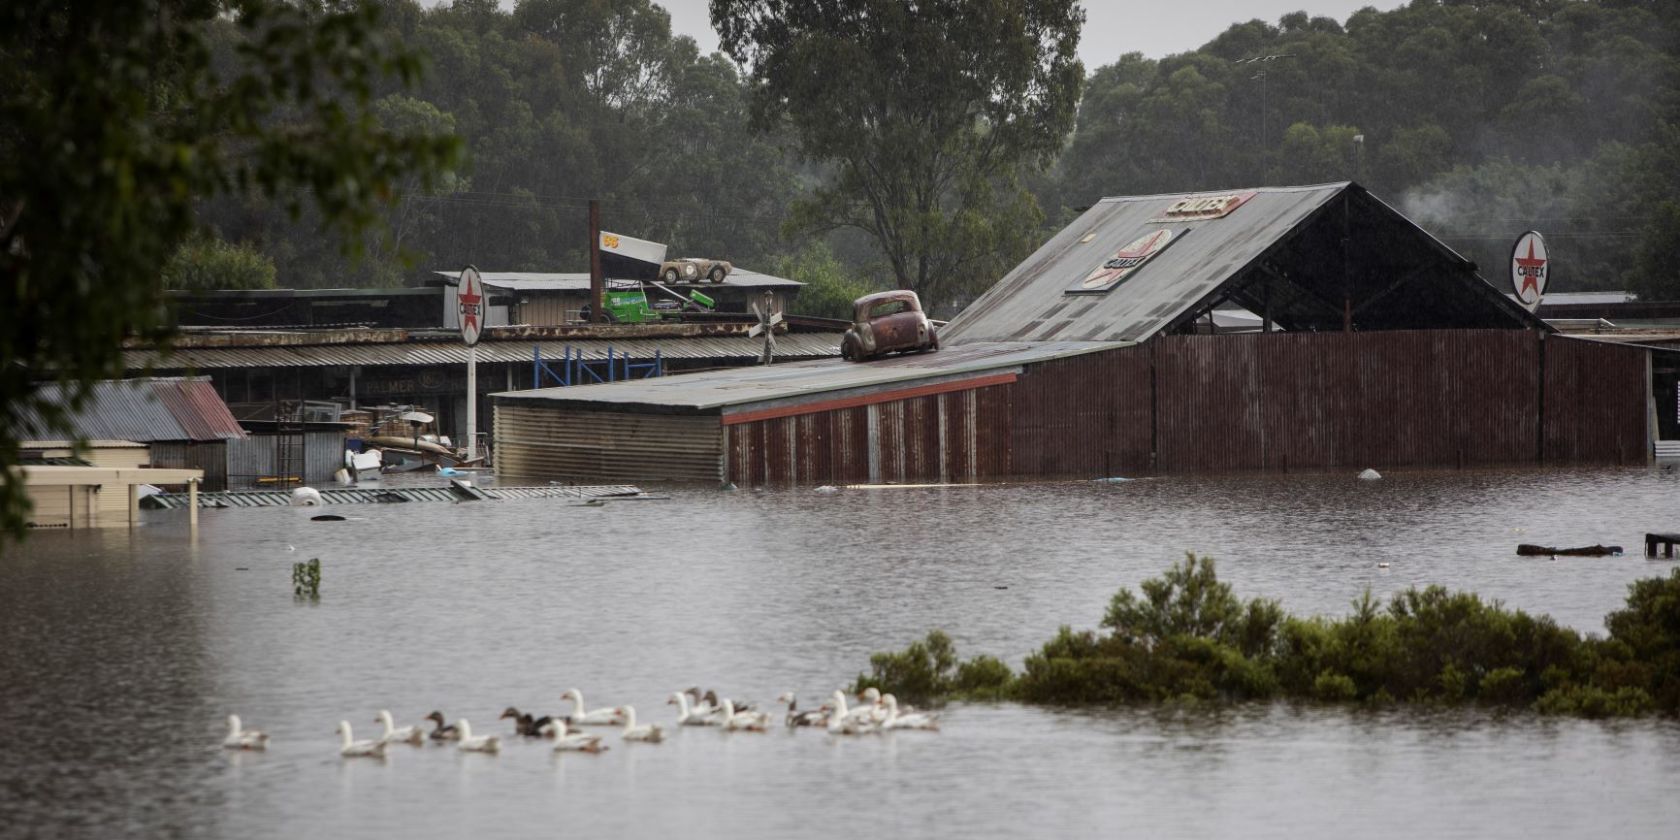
[
  {"xmin": 1154, "ymin": 336, "xmax": 1262, "ymax": 472},
  {"xmin": 494, "ymin": 404, "xmax": 722, "ymax": 482},
  {"xmin": 1544, "ymin": 338, "xmax": 1648, "ymax": 464},
  {"xmin": 148, "ymin": 441, "xmax": 229, "ymax": 490},
  {"xmin": 1007, "ymin": 348, "xmax": 1151, "ymax": 477}
]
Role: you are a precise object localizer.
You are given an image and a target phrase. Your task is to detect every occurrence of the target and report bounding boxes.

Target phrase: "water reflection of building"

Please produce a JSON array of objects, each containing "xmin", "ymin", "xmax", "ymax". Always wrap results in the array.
[{"xmin": 493, "ymin": 183, "xmax": 1678, "ymax": 484}]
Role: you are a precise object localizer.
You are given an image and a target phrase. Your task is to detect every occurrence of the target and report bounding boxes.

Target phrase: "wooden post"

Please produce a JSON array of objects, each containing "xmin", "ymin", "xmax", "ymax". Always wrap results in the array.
[
  {"xmin": 188, "ymin": 478, "xmax": 199, "ymax": 532},
  {"xmin": 128, "ymin": 483, "xmax": 139, "ymax": 528},
  {"xmin": 588, "ymin": 199, "xmax": 604, "ymax": 323}
]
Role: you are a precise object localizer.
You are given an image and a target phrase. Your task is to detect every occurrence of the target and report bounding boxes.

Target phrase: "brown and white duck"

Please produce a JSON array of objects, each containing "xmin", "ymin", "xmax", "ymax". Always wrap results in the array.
[{"xmin": 424, "ymin": 710, "xmax": 461, "ymax": 742}]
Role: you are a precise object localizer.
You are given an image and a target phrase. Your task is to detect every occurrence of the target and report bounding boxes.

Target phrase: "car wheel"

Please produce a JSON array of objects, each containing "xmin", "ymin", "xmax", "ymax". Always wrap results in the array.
[
  {"xmin": 708, "ymin": 266, "xmax": 726, "ymax": 283},
  {"xmin": 663, "ymin": 268, "xmax": 679, "ymax": 283}
]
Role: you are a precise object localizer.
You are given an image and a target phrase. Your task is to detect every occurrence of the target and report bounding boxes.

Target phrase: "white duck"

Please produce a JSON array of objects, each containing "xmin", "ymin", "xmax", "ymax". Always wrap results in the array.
[
  {"xmin": 775, "ymin": 692, "xmax": 829, "ymax": 728},
  {"xmin": 545, "ymin": 719, "xmax": 609, "ymax": 753},
  {"xmin": 855, "ymin": 687, "xmax": 897, "ymax": 724},
  {"xmin": 564, "ymin": 688, "xmax": 627, "ymax": 726},
  {"xmin": 668, "ymin": 691, "xmax": 722, "ymax": 726},
  {"xmin": 222, "ymin": 715, "xmax": 269, "ymax": 751},
  {"xmin": 336, "ymin": 721, "xmax": 389, "ymax": 758},
  {"xmin": 827, "ymin": 691, "xmax": 877, "ymax": 735},
  {"xmin": 720, "ymin": 699, "xmax": 771, "ymax": 732},
  {"xmin": 374, "ymin": 710, "xmax": 424, "ymax": 746},
  {"xmin": 619, "ymin": 705, "xmax": 664, "ymax": 743},
  {"xmin": 454, "ymin": 719, "xmax": 501, "ymax": 754},
  {"xmin": 880, "ymin": 694, "xmax": 940, "ymax": 731}
]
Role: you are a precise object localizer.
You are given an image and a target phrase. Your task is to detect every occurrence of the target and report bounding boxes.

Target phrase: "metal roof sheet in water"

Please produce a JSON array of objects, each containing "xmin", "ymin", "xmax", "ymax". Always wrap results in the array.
[
  {"xmin": 126, "ymin": 334, "xmax": 839, "ymax": 370},
  {"xmin": 141, "ymin": 484, "xmax": 646, "ymax": 509},
  {"xmin": 492, "ymin": 340, "xmax": 1126, "ymax": 413}
]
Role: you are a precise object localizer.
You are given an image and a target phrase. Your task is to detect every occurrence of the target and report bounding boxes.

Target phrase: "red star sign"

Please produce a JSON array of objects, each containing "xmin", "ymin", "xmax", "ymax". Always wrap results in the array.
[
  {"xmin": 1514, "ymin": 240, "xmax": 1546, "ymax": 298},
  {"xmin": 458, "ymin": 281, "xmax": 482, "ymax": 331}
]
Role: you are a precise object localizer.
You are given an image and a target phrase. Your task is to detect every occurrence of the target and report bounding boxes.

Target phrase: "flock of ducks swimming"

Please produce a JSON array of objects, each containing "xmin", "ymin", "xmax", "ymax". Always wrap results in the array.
[{"xmin": 223, "ymin": 686, "xmax": 939, "ymax": 759}]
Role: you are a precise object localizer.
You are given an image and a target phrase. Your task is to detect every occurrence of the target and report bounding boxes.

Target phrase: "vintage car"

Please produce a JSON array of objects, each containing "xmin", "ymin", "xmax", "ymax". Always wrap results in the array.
[
  {"xmin": 659, "ymin": 257, "xmax": 732, "ymax": 284},
  {"xmin": 841, "ymin": 290, "xmax": 939, "ymax": 362}
]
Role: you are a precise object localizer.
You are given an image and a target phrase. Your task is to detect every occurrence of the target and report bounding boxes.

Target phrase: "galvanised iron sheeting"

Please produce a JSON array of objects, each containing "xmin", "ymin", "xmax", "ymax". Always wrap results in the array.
[
  {"xmin": 148, "ymin": 441, "xmax": 230, "ymax": 491},
  {"xmin": 146, "ymin": 378, "xmax": 247, "ymax": 440},
  {"xmin": 724, "ymin": 383, "xmax": 1013, "ymax": 485},
  {"xmin": 494, "ymin": 340, "xmax": 1122, "ymax": 414},
  {"xmin": 495, "ymin": 404, "xmax": 722, "ymax": 483},
  {"xmin": 1543, "ymin": 337, "xmax": 1650, "ymax": 464},
  {"xmin": 226, "ymin": 432, "xmax": 347, "ymax": 488},
  {"xmin": 1008, "ymin": 350, "xmax": 1152, "ymax": 476},
  {"xmin": 942, "ymin": 183, "xmax": 1543, "ymax": 346},
  {"xmin": 143, "ymin": 483, "xmax": 644, "ymax": 509},
  {"xmin": 127, "ymin": 335, "xmax": 840, "ymax": 370},
  {"xmin": 434, "ymin": 268, "xmax": 803, "ymax": 290},
  {"xmin": 15, "ymin": 378, "xmax": 241, "ymax": 443}
]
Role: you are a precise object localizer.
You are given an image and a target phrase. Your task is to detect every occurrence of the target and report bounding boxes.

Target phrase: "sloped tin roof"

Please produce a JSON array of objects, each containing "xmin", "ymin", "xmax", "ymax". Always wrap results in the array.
[
  {"xmin": 17, "ymin": 378, "xmax": 245, "ymax": 443},
  {"xmin": 943, "ymin": 185, "xmax": 1345, "ymax": 344}
]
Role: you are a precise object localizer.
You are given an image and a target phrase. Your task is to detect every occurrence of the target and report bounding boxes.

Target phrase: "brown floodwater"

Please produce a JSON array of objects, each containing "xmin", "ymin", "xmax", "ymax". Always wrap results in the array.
[{"xmin": 2, "ymin": 467, "xmax": 1678, "ymax": 838}]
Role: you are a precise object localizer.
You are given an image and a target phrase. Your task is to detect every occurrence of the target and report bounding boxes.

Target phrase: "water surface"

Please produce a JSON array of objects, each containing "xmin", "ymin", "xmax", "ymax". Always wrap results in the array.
[{"xmin": 2, "ymin": 467, "xmax": 1677, "ymax": 838}]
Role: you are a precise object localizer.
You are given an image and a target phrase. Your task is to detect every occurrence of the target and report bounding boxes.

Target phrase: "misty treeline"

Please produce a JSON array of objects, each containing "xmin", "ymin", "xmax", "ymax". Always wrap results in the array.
[{"xmin": 196, "ymin": 0, "xmax": 1680, "ymax": 306}]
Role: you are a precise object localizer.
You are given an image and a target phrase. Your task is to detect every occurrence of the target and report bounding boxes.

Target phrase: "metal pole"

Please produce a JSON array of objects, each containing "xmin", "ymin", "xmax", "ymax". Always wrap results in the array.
[
  {"xmin": 466, "ymin": 343, "xmax": 478, "ymax": 460},
  {"xmin": 188, "ymin": 478, "xmax": 199, "ymax": 532},
  {"xmin": 588, "ymin": 200, "xmax": 604, "ymax": 323}
]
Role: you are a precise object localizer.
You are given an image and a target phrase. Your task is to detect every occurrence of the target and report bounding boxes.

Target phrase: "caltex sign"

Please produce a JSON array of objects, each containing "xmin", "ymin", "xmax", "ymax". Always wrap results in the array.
[
  {"xmin": 458, "ymin": 264, "xmax": 485, "ymax": 346},
  {"xmin": 1068, "ymin": 228, "xmax": 1184, "ymax": 294},
  {"xmin": 1510, "ymin": 231, "xmax": 1548, "ymax": 311}
]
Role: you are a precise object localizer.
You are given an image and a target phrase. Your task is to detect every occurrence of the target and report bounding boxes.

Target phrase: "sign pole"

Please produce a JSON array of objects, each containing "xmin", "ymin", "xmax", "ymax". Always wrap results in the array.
[
  {"xmin": 458, "ymin": 265, "xmax": 485, "ymax": 461},
  {"xmin": 466, "ymin": 343, "xmax": 478, "ymax": 461}
]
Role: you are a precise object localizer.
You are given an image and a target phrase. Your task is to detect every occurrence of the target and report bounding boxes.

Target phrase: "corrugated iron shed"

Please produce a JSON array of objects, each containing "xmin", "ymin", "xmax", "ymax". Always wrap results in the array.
[
  {"xmin": 15, "ymin": 379, "xmax": 243, "ymax": 443},
  {"xmin": 433, "ymin": 269, "xmax": 803, "ymax": 290},
  {"xmin": 491, "ymin": 340, "xmax": 1125, "ymax": 415},
  {"xmin": 125, "ymin": 334, "xmax": 839, "ymax": 370},
  {"xmin": 943, "ymin": 182, "xmax": 1545, "ymax": 345}
]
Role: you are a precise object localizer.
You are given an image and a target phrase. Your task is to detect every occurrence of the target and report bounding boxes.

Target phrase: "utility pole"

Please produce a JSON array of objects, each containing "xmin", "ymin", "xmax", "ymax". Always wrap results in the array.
[{"xmin": 588, "ymin": 199, "xmax": 603, "ymax": 324}]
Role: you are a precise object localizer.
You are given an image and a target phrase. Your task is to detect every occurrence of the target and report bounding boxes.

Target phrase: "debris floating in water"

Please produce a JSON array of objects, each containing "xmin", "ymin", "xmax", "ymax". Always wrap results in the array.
[
  {"xmin": 1093, "ymin": 477, "xmax": 1132, "ymax": 484},
  {"xmin": 813, "ymin": 485, "xmax": 840, "ymax": 494},
  {"xmin": 1377, "ymin": 562, "xmax": 1391, "ymax": 569},
  {"xmin": 1358, "ymin": 468, "xmax": 1382, "ymax": 481}
]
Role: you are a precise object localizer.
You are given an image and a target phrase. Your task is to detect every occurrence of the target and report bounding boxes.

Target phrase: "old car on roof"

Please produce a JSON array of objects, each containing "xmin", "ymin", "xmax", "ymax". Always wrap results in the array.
[
  {"xmin": 659, "ymin": 257, "xmax": 732, "ymax": 284},
  {"xmin": 841, "ymin": 290, "xmax": 939, "ymax": 362}
]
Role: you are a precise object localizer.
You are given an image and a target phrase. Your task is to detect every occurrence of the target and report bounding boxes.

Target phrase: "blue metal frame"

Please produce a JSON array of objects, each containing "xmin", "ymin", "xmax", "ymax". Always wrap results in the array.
[{"xmin": 531, "ymin": 346, "xmax": 664, "ymax": 389}]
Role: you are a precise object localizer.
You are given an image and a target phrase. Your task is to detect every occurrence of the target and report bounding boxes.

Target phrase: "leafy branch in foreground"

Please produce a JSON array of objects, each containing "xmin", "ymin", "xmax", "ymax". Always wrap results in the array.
[{"xmin": 856, "ymin": 554, "xmax": 1680, "ymax": 718}]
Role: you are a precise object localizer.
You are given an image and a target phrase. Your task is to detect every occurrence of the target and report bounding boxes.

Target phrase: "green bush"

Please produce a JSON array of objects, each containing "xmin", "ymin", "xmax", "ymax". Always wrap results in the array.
[{"xmin": 853, "ymin": 561, "xmax": 1680, "ymax": 718}]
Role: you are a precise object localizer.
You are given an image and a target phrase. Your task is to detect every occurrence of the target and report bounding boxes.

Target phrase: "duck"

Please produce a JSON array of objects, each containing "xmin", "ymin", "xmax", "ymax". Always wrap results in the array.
[
  {"xmin": 703, "ymin": 689, "xmax": 756, "ymax": 714},
  {"xmin": 855, "ymin": 687, "xmax": 899, "ymax": 724},
  {"xmin": 222, "ymin": 714, "xmax": 269, "ymax": 751},
  {"xmin": 721, "ymin": 699, "xmax": 771, "ymax": 732},
  {"xmin": 880, "ymin": 694, "xmax": 939, "ymax": 731},
  {"xmin": 775, "ymin": 692, "xmax": 829, "ymax": 728},
  {"xmin": 336, "ymin": 721, "xmax": 389, "ymax": 758},
  {"xmin": 454, "ymin": 719, "xmax": 500, "ymax": 754},
  {"xmin": 827, "ymin": 690, "xmax": 877, "ymax": 735},
  {"xmin": 424, "ymin": 710, "xmax": 460, "ymax": 742},
  {"xmin": 545, "ymin": 719, "xmax": 609, "ymax": 754},
  {"xmin": 374, "ymin": 710, "xmax": 424, "ymax": 746},
  {"xmin": 682, "ymin": 687, "xmax": 721, "ymax": 718},
  {"xmin": 619, "ymin": 705, "xmax": 664, "ymax": 743},
  {"xmin": 668, "ymin": 691, "xmax": 722, "ymax": 726},
  {"xmin": 563, "ymin": 688, "xmax": 627, "ymax": 726},
  {"xmin": 499, "ymin": 706, "xmax": 559, "ymax": 738}
]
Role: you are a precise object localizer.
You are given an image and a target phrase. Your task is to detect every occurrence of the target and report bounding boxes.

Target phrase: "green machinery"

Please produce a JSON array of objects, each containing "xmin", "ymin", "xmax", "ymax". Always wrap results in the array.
[{"xmin": 581, "ymin": 282, "xmax": 716, "ymax": 324}]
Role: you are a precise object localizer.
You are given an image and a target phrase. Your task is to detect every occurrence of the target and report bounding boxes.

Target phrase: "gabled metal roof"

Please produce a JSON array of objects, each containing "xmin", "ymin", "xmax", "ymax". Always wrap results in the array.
[
  {"xmin": 15, "ymin": 378, "xmax": 245, "ymax": 443},
  {"xmin": 943, "ymin": 182, "xmax": 1544, "ymax": 345},
  {"xmin": 125, "ymin": 334, "xmax": 840, "ymax": 369}
]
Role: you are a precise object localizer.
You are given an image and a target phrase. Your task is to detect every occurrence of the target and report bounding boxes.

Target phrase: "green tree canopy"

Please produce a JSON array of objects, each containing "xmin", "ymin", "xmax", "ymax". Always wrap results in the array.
[
  {"xmin": 163, "ymin": 236, "xmax": 280, "ymax": 292},
  {"xmin": 0, "ymin": 0, "xmax": 460, "ymax": 541},
  {"xmin": 711, "ymin": 0, "xmax": 1086, "ymax": 308}
]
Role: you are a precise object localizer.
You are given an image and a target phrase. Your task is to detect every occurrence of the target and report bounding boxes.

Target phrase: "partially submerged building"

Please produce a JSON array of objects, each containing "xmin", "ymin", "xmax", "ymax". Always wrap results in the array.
[
  {"xmin": 492, "ymin": 183, "xmax": 1664, "ymax": 484},
  {"xmin": 15, "ymin": 378, "xmax": 247, "ymax": 490}
]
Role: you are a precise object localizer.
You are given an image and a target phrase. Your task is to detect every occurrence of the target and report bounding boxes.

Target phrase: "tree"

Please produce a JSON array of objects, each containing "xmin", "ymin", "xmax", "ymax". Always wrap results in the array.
[
  {"xmin": 0, "ymin": 0, "xmax": 460, "ymax": 541},
  {"xmin": 163, "ymin": 236, "xmax": 279, "ymax": 292},
  {"xmin": 711, "ymin": 0, "xmax": 1086, "ymax": 309}
]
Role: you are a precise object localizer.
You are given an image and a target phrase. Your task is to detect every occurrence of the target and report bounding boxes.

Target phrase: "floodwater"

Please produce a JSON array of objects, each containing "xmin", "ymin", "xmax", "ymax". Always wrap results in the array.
[{"xmin": 2, "ymin": 467, "xmax": 1679, "ymax": 839}]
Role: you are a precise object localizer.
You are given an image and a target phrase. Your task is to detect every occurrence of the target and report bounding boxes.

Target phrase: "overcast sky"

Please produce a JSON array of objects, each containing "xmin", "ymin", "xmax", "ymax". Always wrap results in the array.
[{"xmin": 654, "ymin": 1, "xmax": 1409, "ymax": 68}]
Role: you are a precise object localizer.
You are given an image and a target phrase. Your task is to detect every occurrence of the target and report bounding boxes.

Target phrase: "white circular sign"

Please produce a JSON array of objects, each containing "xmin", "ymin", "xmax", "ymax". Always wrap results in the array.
[
  {"xmin": 1510, "ymin": 231, "xmax": 1548, "ymax": 310},
  {"xmin": 458, "ymin": 265, "xmax": 485, "ymax": 346}
]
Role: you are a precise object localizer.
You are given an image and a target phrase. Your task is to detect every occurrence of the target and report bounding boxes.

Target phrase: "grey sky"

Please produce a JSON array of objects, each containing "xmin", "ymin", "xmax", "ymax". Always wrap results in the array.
[{"xmin": 655, "ymin": 1, "xmax": 1409, "ymax": 68}]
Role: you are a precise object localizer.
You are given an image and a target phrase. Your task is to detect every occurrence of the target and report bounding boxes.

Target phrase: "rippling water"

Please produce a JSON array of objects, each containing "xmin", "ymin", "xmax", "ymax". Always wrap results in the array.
[{"xmin": 2, "ymin": 467, "xmax": 1678, "ymax": 838}]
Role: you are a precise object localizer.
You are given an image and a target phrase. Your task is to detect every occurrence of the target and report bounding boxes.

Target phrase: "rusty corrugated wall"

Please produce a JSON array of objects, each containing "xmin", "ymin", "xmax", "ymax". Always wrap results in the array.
[
  {"xmin": 538, "ymin": 331, "xmax": 1650, "ymax": 486},
  {"xmin": 495, "ymin": 404, "xmax": 723, "ymax": 482},
  {"xmin": 148, "ymin": 442, "xmax": 229, "ymax": 490},
  {"xmin": 1542, "ymin": 336, "xmax": 1649, "ymax": 464}
]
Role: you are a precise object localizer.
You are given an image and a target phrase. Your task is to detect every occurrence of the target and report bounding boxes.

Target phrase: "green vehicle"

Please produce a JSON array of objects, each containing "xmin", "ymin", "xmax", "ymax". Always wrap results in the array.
[{"xmin": 579, "ymin": 284, "xmax": 715, "ymax": 324}]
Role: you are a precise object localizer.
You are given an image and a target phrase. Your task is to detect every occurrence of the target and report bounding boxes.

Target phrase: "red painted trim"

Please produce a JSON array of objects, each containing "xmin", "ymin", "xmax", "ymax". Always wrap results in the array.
[{"xmin": 722, "ymin": 371, "xmax": 1018, "ymax": 426}]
